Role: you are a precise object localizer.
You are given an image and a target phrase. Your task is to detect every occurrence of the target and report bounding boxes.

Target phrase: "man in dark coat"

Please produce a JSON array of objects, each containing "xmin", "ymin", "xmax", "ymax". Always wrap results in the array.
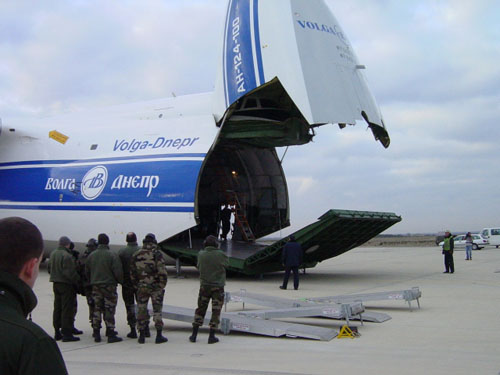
[
  {"xmin": 0, "ymin": 217, "xmax": 68, "ymax": 374},
  {"xmin": 279, "ymin": 235, "xmax": 303, "ymax": 290},
  {"xmin": 48, "ymin": 235, "xmax": 81, "ymax": 341},
  {"xmin": 118, "ymin": 232, "xmax": 140, "ymax": 338}
]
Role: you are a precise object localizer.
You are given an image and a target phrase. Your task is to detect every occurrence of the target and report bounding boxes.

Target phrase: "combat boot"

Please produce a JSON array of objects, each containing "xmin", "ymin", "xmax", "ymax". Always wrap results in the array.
[
  {"xmin": 155, "ymin": 329, "xmax": 168, "ymax": 344},
  {"xmin": 144, "ymin": 325, "xmax": 151, "ymax": 337},
  {"xmin": 62, "ymin": 334, "xmax": 80, "ymax": 342},
  {"xmin": 107, "ymin": 331, "xmax": 123, "ymax": 344},
  {"xmin": 208, "ymin": 328, "xmax": 219, "ymax": 344},
  {"xmin": 54, "ymin": 329, "xmax": 62, "ymax": 341},
  {"xmin": 138, "ymin": 330, "xmax": 146, "ymax": 344},
  {"xmin": 105, "ymin": 328, "xmax": 118, "ymax": 337},
  {"xmin": 127, "ymin": 326, "xmax": 138, "ymax": 339},
  {"xmin": 189, "ymin": 325, "xmax": 199, "ymax": 343},
  {"xmin": 93, "ymin": 329, "xmax": 101, "ymax": 343}
]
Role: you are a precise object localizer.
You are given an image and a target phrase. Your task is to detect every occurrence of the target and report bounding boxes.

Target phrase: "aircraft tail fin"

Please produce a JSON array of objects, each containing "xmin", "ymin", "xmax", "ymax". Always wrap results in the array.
[{"xmin": 213, "ymin": 0, "xmax": 389, "ymax": 148}]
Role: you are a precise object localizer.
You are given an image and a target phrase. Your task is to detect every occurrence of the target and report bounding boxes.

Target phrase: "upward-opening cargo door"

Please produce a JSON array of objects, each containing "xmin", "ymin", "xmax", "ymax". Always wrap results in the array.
[{"xmin": 212, "ymin": 0, "xmax": 390, "ymax": 149}]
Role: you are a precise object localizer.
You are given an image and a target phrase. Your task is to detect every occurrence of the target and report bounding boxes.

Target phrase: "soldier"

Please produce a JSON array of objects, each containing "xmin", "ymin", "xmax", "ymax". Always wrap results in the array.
[
  {"xmin": 48, "ymin": 236, "xmax": 81, "ymax": 342},
  {"xmin": 85, "ymin": 233, "xmax": 124, "ymax": 343},
  {"xmin": 117, "ymin": 232, "xmax": 140, "ymax": 338},
  {"xmin": 77, "ymin": 238, "xmax": 98, "ymax": 326},
  {"xmin": 0, "ymin": 217, "xmax": 68, "ymax": 374},
  {"xmin": 130, "ymin": 233, "xmax": 168, "ymax": 344},
  {"xmin": 189, "ymin": 235, "xmax": 228, "ymax": 344}
]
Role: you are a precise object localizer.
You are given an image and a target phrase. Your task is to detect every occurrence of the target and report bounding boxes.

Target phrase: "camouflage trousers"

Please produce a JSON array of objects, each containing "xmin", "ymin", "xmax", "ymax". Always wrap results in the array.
[
  {"xmin": 193, "ymin": 285, "xmax": 225, "ymax": 329},
  {"xmin": 91, "ymin": 284, "xmax": 118, "ymax": 330},
  {"xmin": 136, "ymin": 286, "xmax": 164, "ymax": 331},
  {"xmin": 121, "ymin": 284, "xmax": 137, "ymax": 327},
  {"xmin": 84, "ymin": 286, "xmax": 95, "ymax": 323}
]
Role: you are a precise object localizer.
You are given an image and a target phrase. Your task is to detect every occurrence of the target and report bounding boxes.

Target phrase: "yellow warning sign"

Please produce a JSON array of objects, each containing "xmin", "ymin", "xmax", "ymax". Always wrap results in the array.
[
  {"xmin": 49, "ymin": 130, "xmax": 69, "ymax": 145},
  {"xmin": 337, "ymin": 325, "xmax": 355, "ymax": 339}
]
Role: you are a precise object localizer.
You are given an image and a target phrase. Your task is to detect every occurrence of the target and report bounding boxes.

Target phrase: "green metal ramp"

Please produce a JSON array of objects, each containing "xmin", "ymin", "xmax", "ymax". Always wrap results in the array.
[{"xmin": 161, "ymin": 209, "xmax": 401, "ymax": 276}]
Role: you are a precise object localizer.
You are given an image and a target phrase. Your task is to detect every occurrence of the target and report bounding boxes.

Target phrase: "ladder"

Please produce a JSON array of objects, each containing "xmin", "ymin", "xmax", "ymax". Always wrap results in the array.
[{"xmin": 225, "ymin": 190, "xmax": 255, "ymax": 242}]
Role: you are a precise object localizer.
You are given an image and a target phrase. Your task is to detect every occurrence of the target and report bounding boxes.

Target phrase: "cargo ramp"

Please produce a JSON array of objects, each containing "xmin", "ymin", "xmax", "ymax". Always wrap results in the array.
[{"xmin": 161, "ymin": 209, "xmax": 402, "ymax": 276}]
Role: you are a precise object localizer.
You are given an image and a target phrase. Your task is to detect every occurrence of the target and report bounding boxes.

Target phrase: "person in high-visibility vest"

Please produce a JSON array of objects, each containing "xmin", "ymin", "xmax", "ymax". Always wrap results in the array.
[{"xmin": 442, "ymin": 230, "xmax": 455, "ymax": 273}]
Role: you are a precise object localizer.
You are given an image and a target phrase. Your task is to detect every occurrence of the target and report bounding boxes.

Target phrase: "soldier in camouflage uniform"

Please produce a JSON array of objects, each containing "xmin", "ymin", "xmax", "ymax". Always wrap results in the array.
[
  {"xmin": 77, "ymin": 238, "xmax": 97, "ymax": 325},
  {"xmin": 117, "ymin": 232, "xmax": 140, "ymax": 338},
  {"xmin": 130, "ymin": 233, "xmax": 168, "ymax": 344},
  {"xmin": 189, "ymin": 235, "xmax": 228, "ymax": 344},
  {"xmin": 85, "ymin": 233, "xmax": 124, "ymax": 343}
]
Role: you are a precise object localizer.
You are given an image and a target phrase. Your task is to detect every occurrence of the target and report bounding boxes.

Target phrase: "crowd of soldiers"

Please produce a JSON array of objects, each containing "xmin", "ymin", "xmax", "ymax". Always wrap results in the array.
[{"xmin": 47, "ymin": 232, "xmax": 227, "ymax": 345}]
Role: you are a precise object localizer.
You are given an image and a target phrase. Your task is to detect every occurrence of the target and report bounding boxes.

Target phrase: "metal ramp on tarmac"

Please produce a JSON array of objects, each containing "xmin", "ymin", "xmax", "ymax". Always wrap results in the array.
[
  {"xmin": 226, "ymin": 287, "xmax": 422, "ymax": 322},
  {"xmin": 226, "ymin": 290, "xmax": 389, "ymax": 323},
  {"xmin": 158, "ymin": 288, "xmax": 421, "ymax": 341},
  {"xmin": 305, "ymin": 287, "xmax": 422, "ymax": 311},
  {"xmin": 160, "ymin": 304, "xmax": 337, "ymax": 341}
]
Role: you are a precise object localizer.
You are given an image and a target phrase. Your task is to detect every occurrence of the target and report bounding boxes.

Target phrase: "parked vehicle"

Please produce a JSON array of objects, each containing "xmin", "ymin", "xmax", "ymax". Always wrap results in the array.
[
  {"xmin": 481, "ymin": 228, "xmax": 500, "ymax": 248},
  {"xmin": 438, "ymin": 234, "xmax": 489, "ymax": 250}
]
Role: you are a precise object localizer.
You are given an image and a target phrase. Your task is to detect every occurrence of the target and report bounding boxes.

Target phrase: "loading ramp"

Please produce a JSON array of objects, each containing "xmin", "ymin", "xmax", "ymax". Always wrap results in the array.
[
  {"xmin": 161, "ymin": 209, "xmax": 402, "ymax": 276},
  {"xmin": 157, "ymin": 287, "xmax": 420, "ymax": 341},
  {"xmin": 160, "ymin": 304, "xmax": 337, "ymax": 341},
  {"xmin": 226, "ymin": 290, "xmax": 390, "ymax": 323},
  {"xmin": 305, "ymin": 287, "xmax": 422, "ymax": 311}
]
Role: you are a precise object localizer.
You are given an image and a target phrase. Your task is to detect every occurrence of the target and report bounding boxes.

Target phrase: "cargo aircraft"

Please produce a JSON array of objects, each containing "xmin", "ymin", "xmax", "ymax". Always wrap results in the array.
[{"xmin": 0, "ymin": 0, "xmax": 401, "ymax": 275}]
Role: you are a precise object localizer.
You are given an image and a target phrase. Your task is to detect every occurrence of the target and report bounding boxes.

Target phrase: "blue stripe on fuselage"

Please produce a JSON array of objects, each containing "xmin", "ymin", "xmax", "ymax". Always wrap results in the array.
[
  {"xmin": 0, "ymin": 153, "xmax": 206, "ymax": 168},
  {"xmin": 0, "ymin": 205, "xmax": 193, "ymax": 213},
  {"xmin": 223, "ymin": 0, "xmax": 264, "ymax": 107},
  {"xmin": 0, "ymin": 156, "xmax": 203, "ymax": 210}
]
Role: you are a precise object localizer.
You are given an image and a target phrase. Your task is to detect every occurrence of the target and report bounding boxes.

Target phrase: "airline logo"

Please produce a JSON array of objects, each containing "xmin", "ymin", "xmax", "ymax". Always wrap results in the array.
[
  {"xmin": 296, "ymin": 20, "xmax": 349, "ymax": 46},
  {"xmin": 113, "ymin": 136, "xmax": 199, "ymax": 153},
  {"xmin": 81, "ymin": 166, "xmax": 108, "ymax": 200},
  {"xmin": 45, "ymin": 165, "xmax": 161, "ymax": 201}
]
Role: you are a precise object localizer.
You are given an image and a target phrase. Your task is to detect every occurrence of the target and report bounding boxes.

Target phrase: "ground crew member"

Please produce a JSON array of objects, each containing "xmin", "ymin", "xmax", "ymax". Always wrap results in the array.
[
  {"xmin": 77, "ymin": 238, "xmax": 98, "ymax": 325},
  {"xmin": 189, "ymin": 235, "xmax": 228, "ymax": 344},
  {"xmin": 0, "ymin": 217, "xmax": 68, "ymax": 375},
  {"xmin": 130, "ymin": 233, "xmax": 168, "ymax": 344},
  {"xmin": 86, "ymin": 233, "xmax": 124, "ymax": 343},
  {"xmin": 442, "ymin": 230, "xmax": 455, "ymax": 273},
  {"xmin": 220, "ymin": 204, "xmax": 232, "ymax": 240},
  {"xmin": 118, "ymin": 232, "xmax": 140, "ymax": 338},
  {"xmin": 48, "ymin": 235, "xmax": 81, "ymax": 342},
  {"xmin": 279, "ymin": 235, "xmax": 303, "ymax": 290}
]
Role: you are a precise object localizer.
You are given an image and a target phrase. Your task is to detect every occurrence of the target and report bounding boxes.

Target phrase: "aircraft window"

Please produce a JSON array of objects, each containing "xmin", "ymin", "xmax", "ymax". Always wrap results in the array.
[
  {"xmin": 244, "ymin": 99, "xmax": 257, "ymax": 108},
  {"xmin": 90, "ymin": 144, "xmax": 98, "ymax": 150}
]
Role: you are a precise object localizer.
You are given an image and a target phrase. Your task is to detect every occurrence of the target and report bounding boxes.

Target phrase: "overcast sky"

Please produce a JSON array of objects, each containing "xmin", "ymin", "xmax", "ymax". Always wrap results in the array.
[{"xmin": 1, "ymin": 0, "xmax": 499, "ymax": 235}]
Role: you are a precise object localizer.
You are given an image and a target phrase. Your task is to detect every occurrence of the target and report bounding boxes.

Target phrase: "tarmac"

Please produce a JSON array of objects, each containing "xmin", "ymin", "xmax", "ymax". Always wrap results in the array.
[{"xmin": 31, "ymin": 244, "xmax": 500, "ymax": 375}]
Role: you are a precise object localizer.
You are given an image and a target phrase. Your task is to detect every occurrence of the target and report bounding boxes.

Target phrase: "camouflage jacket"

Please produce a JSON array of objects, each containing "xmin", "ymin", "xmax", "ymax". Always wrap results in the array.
[{"xmin": 130, "ymin": 244, "xmax": 168, "ymax": 289}]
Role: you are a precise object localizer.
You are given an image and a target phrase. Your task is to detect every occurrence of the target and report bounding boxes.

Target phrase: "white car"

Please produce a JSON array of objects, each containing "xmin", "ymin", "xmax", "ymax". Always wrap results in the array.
[{"xmin": 438, "ymin": 234, "xmax": 489, "ymax": 250}]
